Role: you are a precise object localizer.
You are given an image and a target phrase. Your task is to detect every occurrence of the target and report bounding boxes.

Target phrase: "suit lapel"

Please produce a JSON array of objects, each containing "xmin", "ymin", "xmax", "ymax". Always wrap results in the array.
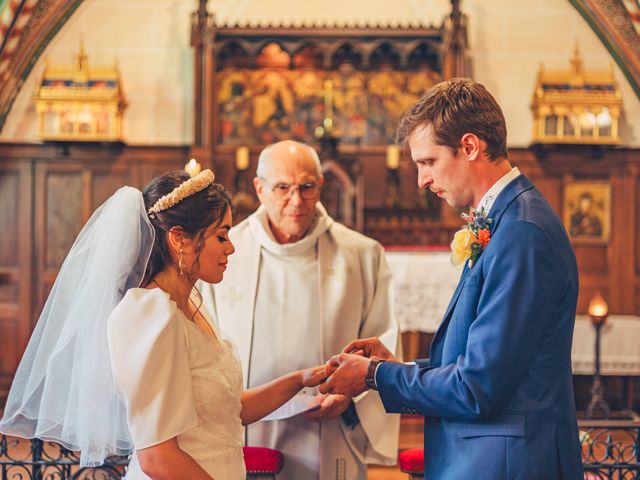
[
  {"xmin": 428, "ymin": 175, "xmax": 535, "ymax": 365},
  {"xmin": 440, "ymin": 264, "xmax": 470, "ymax": 326},
  {"xmin": 429, "ymin": 264, "xmax": 471, "ymax": 364}
]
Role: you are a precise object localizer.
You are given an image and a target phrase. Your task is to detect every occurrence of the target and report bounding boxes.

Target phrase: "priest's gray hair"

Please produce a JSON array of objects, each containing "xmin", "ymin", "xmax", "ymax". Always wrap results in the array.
[{"xmin": 256, "ymin": 141, "xmax": 322, "ymax": 179}]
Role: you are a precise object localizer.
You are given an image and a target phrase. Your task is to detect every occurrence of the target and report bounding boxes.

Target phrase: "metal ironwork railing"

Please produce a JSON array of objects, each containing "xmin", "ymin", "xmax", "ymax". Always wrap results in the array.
[
  {"xmin": 1, "ymin": 421, "xmax": 639, "ymax": 479},
  {"xmin": 0, "ymin": 435, "xmax": 127, "ymax": 479},
  {"xmin": 579, "ymin": 420, "xmax": 640, "ymax": 479}
]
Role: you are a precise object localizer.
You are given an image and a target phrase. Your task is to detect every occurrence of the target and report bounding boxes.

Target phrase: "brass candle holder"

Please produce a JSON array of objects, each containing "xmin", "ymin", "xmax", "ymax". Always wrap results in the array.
[{"xmin": 585, "ymin": 291, "xmax": 610, "ymax": 419}]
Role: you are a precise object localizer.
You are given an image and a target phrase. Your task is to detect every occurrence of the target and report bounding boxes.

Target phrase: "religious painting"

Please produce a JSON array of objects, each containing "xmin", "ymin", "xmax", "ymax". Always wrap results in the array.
[
  {"xmin": 563, "ymin": 182, "xmax": 610, "ymax": 243},
  {"xmin": 217, "ymin": 67, "xmax": 440, "ymax": 145}
]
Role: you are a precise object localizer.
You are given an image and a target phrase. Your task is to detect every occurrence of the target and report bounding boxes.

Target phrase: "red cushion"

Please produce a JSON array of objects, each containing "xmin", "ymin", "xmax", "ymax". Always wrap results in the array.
[
  {"xmin": 243, "ymin": 446, "xmax": 284, "ymax": 474},
  {"xmin": 399, "ymin": 448, "xmax": 425, "ymax": 474}
]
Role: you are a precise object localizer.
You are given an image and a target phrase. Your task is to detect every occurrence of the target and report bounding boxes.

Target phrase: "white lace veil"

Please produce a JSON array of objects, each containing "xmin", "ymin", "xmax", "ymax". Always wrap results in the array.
[{"xmin": 0, "ymin": 186, "xmax": 155, "ymax": 466}]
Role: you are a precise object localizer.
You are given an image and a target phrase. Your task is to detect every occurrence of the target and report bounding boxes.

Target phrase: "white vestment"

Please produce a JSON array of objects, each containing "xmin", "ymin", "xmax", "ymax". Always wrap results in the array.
[{"xmin": 200, "ymin": 204, "xmax": 400, "ymax": 480}]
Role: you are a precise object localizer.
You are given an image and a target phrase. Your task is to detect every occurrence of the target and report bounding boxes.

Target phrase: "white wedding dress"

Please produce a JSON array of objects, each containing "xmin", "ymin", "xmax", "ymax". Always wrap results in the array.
[{"xmin": 107, "ymin": 288, "xmax": 246, "ymax": 479}]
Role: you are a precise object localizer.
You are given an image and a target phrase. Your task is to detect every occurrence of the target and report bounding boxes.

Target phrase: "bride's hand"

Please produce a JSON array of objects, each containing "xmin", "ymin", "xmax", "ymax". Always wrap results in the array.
[{"xmin": 300, "ymin": 365, "xmax": 329, "ymax": 388}]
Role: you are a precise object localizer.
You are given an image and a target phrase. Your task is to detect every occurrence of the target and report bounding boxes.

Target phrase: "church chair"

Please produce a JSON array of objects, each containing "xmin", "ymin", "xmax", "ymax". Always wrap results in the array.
[
  {"xmin": 244, "ymin": 446, "xmax": 284, "ymax": 479},
  {"xmin": 399, "ymin": 448, "xmax": 425, "ymax": 480}
]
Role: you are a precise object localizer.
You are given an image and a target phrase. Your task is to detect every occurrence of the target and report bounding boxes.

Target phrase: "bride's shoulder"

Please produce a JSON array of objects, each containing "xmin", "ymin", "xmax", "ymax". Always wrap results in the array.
[{"xmin": 108, "ymin": 288, "xmax": 180, "ymax": 339}]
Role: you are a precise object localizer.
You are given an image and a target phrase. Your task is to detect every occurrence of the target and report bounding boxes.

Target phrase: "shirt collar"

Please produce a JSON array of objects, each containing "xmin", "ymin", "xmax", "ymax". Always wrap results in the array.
[
  {"xmin": 248, "ymin": 203, "xmax": 333, "ymax": 256},
  {"xmin": 475, "ymin": 167, "xmax": 521, "ymax": 215}
]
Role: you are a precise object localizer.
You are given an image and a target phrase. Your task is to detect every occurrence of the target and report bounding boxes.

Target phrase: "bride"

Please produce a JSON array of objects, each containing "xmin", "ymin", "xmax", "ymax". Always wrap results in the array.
[{"xmin": 0, "ymin": 169, "xmax": 327, "ymax": 479}]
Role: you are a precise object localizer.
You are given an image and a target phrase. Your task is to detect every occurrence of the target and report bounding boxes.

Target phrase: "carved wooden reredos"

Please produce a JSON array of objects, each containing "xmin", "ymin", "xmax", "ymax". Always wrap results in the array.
[
  {"xmin": 211, "ymin": 28, "xmax": 444, "ymax": 146},
  {"xmin": 189, "ymin": 0, "xmax": 468, "ymax": 242},
  {"xmin": 192, "ymin": 0, "xmax": 466, "ymax": 151}
]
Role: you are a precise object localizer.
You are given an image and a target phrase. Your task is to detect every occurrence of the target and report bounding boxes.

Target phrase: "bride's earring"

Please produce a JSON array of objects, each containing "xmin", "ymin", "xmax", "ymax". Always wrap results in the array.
[{"xmin": 179, "ymin": 247, "xmax": 185, "ymax": 276}]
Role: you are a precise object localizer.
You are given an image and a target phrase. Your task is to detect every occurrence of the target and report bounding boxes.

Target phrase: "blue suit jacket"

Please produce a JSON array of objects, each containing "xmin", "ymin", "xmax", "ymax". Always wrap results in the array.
[{"xmin": 377, "ymin": 175, "xmax": 583, "ymax": 479}]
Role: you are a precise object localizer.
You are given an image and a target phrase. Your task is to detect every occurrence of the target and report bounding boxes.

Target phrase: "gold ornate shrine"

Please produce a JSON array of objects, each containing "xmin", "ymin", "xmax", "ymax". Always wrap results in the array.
[
  {"xmin": 35, "ymin": 42, "xmax": 127, "ymax": 142},
  {"xmin": 531, "ymin": 45, "xmax": 622, "ymax": 145}
]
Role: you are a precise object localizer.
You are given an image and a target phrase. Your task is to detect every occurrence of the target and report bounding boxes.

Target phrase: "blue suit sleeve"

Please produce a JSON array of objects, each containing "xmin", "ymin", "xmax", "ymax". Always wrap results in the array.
[{"xmin": 376, "ymin": 221, "xmax": 562, "ymax": 419}]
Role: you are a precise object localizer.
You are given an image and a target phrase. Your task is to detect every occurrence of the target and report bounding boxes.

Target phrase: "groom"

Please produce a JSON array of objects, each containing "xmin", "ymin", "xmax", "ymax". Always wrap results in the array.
[{"xmin": 321, "ymin": 78, "xmax": 584, "ymax": 479}]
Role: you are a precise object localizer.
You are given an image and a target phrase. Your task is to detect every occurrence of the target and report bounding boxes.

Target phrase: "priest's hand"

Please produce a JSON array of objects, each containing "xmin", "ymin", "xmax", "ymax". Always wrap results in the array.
[
  {"xmin": 319, "ymin": 353, "xmax": 369, "ymax": 397},
  {"xmin": 303, "ymin": 394, "xmax": 351, "ymax": 420},
  {"xmin": 343, "ymin": 337, "xmax": 398, "ymax": 362},
  {"xmin": 300, "ymin": 365, "xmax": 330, "ymax": 388}
]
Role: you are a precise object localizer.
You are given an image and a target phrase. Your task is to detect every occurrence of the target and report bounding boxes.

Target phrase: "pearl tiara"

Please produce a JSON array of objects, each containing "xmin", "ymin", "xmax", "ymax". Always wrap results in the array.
[{"xmin": 147, "ymin": 169, "xmax": 215, "ymax": 215}]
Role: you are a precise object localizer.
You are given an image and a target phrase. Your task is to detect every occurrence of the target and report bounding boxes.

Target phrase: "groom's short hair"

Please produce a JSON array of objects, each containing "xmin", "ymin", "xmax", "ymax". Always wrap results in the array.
[{"xmin": 396, "ymin": 78, "xmax": 508, "ymax": 162}]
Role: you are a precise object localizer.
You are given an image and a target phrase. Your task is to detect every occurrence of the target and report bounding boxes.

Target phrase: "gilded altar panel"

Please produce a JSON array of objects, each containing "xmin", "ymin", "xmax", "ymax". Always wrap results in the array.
[{"xmin": 217, "ymin": 68, "xmax": 440, "ymax": 145}]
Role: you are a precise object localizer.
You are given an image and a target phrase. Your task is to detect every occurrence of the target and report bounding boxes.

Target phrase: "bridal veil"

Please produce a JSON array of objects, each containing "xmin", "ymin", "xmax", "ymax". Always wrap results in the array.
[{"xmin": 0, "ymin": 186, "xmax": 154, "ymax": 466}]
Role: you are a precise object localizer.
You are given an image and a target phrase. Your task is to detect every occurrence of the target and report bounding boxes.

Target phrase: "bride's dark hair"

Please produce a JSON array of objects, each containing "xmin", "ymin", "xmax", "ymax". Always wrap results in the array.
[{"xmin": 141, "ymin": 170, "xmax": 231, "ymax": 287}]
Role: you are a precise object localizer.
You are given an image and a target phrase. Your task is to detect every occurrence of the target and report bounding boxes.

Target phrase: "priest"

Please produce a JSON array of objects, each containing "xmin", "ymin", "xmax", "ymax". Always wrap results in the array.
[{"xmin": 200, "ymin": 140, "xmax": 399, "ymax": 479}]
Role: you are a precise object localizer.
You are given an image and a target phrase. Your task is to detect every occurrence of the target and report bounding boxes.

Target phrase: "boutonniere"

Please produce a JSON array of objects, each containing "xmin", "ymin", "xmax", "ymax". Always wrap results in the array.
[{"xmin": 450, "ymin": 207, "xmax": 493, "ymax": 268}]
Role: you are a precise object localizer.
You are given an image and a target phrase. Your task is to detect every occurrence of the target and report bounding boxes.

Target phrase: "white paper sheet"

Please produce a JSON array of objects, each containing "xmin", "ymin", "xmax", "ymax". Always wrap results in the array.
[{"xmin": 262, "ymin": 387, "xmax": 322, "ymax": 421}]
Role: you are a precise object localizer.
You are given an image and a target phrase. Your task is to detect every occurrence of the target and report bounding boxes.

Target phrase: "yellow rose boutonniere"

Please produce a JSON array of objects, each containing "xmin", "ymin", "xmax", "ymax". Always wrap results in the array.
[
  {"xmin": 450, "ymin": 228, "xmax": 477, "ymax": 267},
  {"xmin": 450, "ymin": 207, "xmax": 493, "ymax": 268}
]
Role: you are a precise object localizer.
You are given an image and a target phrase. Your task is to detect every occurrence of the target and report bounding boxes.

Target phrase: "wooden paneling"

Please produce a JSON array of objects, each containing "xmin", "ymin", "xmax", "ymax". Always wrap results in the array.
[
  {"xmin": 0, "ymin": 159, "xmax": 32, "ymax": 405},
  {"xmin": 0, "ymin": 173, "xmax": 19, "ymax": 267},
  {"xmin": 574, "ymin": 246, "xmax": 609, "ymax": 272},
  {"xmin": 44, "ymin": 170, "xmax": 84, "ymax": 269},
  {"xmin": 0, "ymin": 143, "xmax": 188, "ymax": 404},
  {"xmin": 93, "ymin": 168, "xmax": 131, "ymax": 210}
]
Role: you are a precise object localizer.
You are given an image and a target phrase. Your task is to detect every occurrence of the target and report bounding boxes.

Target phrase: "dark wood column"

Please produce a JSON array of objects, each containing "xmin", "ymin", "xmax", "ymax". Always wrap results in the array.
[
  {"xmin": 190, "ymin": 0, "xmax": 216, "ymax": 167},
  {"xmin": 441, "ymin": 0, "xmax": 468, "ymax": 79}
]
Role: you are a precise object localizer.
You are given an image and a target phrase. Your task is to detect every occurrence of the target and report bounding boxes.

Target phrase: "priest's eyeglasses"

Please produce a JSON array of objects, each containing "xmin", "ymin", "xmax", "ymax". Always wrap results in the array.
[{"xmin": 259, "ymin": 178, "xmax": 321, "ymax": 200}]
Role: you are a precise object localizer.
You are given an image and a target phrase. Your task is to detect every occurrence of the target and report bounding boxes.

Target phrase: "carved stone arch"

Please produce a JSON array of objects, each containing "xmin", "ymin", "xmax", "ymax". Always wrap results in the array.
[
  {"xmin": 406, "ymin": 40, "xmax": 441, "ymax": 71},
  {"xmin": 290, "ymin": 40, "xmax": 324, "ymax": 68},
  {"xmin": 368, "ymin": 40, "xmax": 402, "ymax": 69},
  {"xmin": 216, "ymin": 39, "xmax": 251, "ymax": 68},
  {"xmin": 252, "ymin": 39, "xmax": 292, "ymax": 67},
  {"xmin": 0, "ymin": 0, "xmax": 85, "ymax": 132},
  {"xmin": 290, "ymin": 40, "xmax": 319, "ymax": 57},
  {"xmin": 399, "ymin": 39, "xmax": 422, "ymax": 68},
  {"xmin": 326, "ymin": 40, "xmax": 364, "ymax": 70}
]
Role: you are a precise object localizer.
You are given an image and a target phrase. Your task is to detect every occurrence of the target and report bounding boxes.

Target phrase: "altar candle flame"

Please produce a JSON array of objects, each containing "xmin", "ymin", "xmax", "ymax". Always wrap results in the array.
[
  {"xmin": 184, "ymin": 158, "xmax": 201, "ymax": 177},
  {"xmin": 588, "ymin": 292, "xmax": 608, "ymax": 323}
]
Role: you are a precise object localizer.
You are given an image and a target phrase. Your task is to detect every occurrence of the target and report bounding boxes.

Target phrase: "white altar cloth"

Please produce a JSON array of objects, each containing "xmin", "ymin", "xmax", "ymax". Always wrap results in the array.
[
  {"xmin": 571, "ymin": 315, "xmax": 640, "ymax": 376},
  {"xmin": 385, "ymin": 249, "xmax": 461, "ymax": 333}
]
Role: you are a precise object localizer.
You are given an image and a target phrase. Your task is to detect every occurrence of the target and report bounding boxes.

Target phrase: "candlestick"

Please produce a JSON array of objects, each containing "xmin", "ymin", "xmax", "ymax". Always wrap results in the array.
[{"xmin": 585, "ymin": 291, "xmax": 610, "ymax": 419}]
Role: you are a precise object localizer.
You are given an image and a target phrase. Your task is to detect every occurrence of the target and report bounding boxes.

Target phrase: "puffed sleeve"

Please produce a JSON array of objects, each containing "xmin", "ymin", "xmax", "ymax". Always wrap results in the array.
[{"xmin": 107, "ymin": 288, "xmax": 199, "ymax": 449}]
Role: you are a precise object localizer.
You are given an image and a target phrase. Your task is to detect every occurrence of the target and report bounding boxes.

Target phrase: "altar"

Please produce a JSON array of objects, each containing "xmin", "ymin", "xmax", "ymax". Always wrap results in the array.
[
  {"xmin": 571, "ymin": 315, "xmax": 640, "ymax": 376},
  {"xmin": 385, "ymin": 249, "xmax": 461, "ymax": 334}
]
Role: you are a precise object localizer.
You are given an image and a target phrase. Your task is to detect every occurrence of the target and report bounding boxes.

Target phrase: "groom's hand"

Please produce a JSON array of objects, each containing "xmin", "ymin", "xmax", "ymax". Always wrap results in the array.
[
  {"xmin": 343, "ymin": 337, "xmax": 398, "ymax": 362},
  {"xmin": 319, "ymin": 353, "xmax": 369, "ymax": 397}
]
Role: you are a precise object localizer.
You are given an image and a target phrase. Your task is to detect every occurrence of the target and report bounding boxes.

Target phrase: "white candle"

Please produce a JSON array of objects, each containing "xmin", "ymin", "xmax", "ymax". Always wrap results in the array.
[
  {"xmin": 184, "ymin": 158, "xmax": 201, "ymax": 177},
  {"xmin": 386, "ymin": 145, "xmax": 400, "ymax": 169},
  {"xmin": 236, "ymin": 146, "xmax": 249, "ymax": 170}
]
